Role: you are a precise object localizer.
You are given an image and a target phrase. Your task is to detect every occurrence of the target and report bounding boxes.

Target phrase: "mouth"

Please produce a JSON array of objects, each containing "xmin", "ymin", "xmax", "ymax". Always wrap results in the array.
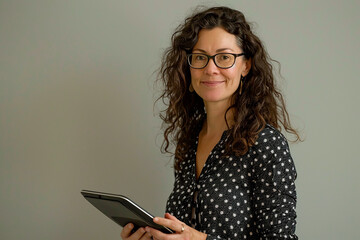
[{"xmin": 200, "ymin": 81, "xmax": 225, "ymax": 87}]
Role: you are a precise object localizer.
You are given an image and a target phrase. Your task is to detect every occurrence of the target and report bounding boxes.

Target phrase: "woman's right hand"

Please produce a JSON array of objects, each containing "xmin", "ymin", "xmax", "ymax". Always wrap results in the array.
[{"xmin": 120, "ymin": 223, "xmax": 153, "ymax": 240}]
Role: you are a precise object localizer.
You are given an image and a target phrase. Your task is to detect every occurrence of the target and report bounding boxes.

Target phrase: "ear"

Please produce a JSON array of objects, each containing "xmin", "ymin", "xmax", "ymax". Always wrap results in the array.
[{"xmin": 242, "ymin": 58, "xmax": 252, "ymax": 77}]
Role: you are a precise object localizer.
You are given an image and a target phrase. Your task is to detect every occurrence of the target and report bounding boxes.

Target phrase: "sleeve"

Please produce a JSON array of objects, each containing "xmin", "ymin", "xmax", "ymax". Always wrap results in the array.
[
  {"xmin": 205, "ymin": 235, "xmax": 222, "ymax": 240},
  {"xmin": 251, "ymin": 129, "xmax": 298, "ymax": 239}
]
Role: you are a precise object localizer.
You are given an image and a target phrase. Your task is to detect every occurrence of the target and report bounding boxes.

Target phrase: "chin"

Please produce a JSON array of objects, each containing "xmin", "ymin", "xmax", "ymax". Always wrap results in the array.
[{"xmin": 198, "ymin": 93, "xmax": 232, "ymax": 104}]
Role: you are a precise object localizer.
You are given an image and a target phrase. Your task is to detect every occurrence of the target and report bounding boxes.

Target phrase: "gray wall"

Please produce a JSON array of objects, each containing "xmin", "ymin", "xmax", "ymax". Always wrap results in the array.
[{"xmin": 1, "ymin": 0, "xmax": 359, "ymax": 239}]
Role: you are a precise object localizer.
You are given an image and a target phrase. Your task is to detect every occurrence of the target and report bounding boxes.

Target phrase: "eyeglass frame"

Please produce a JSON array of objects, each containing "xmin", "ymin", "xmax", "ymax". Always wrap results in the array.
[{"xmin": 186, "ymin": 52, "xmax": 245, "ymax": 69}]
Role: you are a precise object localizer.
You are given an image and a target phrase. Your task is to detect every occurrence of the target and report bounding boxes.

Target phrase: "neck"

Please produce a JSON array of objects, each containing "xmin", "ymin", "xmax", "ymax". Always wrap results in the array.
[{"xmin": 202, "ymin": 100, "xmax": 234, "ymax": 136}]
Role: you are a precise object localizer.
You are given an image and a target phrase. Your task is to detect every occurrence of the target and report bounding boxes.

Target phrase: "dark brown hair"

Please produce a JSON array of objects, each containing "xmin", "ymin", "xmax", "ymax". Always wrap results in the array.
[{"xmin": 157, "ymin": 6, "xmax": 300, "ymax": 170}]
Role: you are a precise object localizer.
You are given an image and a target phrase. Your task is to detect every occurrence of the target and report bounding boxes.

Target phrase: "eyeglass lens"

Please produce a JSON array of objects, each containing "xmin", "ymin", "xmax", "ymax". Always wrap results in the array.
[{"xmin": 188, "ymin": 53, "xmax": 235, "ymax": 69}]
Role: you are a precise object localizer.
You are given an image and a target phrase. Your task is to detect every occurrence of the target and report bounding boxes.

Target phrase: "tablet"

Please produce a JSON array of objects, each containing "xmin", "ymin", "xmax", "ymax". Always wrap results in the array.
[{"xmin": 81, "ymin": 190, "xmax": 174, "ymax": 234}]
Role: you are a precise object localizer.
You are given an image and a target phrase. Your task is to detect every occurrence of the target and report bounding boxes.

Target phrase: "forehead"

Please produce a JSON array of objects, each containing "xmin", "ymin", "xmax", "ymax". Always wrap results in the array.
[{"xmin": 193, "ymin": 27, "xmax": 241, "ymax": 53}]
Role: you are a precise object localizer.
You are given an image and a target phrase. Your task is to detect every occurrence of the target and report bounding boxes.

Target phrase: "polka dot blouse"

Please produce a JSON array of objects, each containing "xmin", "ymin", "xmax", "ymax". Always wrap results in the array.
[{"xmin": 166, "ymin": 124, "xmax": 298, "ymax": 239}]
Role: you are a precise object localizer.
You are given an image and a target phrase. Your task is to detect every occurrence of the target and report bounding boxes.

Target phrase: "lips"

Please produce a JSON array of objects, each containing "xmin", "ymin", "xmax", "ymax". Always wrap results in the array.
[{"xmin": 200, "ymin": 81, "xmax": 225, "ymax": 87}]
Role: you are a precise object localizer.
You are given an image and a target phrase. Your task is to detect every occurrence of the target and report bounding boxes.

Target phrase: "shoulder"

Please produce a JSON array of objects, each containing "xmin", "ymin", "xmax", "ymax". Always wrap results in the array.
[
  {"xmin": 250, "ymin": 124, "xmax": 291, "ymax": 159},
  {"xmin": 250, "ymin": 124, "xmax": 295, "ymax": 170},
  {"xmin": 255, "ymin": 124, "xmax": 288, "ymax": 147},
  {"xmin": 249, "ymin": 124, "xmax": 297, "ymax": 182}
]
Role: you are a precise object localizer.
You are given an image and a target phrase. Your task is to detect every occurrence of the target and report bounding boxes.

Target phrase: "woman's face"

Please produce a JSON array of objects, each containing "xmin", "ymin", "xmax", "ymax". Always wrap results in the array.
[{"xmin": 190, "ymin": 27, "xmax": 250, "ymax": 107}]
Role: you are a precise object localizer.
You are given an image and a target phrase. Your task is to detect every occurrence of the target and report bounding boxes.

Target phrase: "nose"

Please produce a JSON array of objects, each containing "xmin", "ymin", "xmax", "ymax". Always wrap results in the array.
[{"xmin": 204, "ymin": 58, "xmax": 220, "ymax": 75}]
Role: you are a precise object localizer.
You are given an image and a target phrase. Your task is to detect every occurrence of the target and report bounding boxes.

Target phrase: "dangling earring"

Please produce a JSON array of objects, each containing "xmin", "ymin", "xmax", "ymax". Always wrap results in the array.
[
  {"xmin": 189, "ymin": 83, "xmax": 194, "ymax": 92},
  {"xmin": 239, "ymin": 75, "xmax": 245, "ymax": 95}
]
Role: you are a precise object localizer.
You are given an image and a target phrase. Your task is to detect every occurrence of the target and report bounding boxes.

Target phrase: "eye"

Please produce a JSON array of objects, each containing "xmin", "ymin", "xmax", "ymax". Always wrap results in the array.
[
  {"xmin": 194, "ymin": 54, "xmax": 206, "ymax": 61},
  {"xmin": 219, "ymin": 54, "xmax": 230, "ymax": 60}
]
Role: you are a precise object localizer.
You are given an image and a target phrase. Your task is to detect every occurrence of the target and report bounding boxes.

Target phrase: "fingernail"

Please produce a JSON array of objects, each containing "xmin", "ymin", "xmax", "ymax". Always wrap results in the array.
[{"xmin": 153, "ymin": 217, "xmax": 158, "ymax": 222}]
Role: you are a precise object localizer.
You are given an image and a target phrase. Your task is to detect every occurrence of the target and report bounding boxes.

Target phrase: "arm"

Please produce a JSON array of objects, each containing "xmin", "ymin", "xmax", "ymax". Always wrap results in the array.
[
  {"xmin": 205, "ymin": 129, "xmax": 298, "ymax": 240},
  {"xmin": 251, "ymin": 130, "xmax": 298, "ymax": 239}
]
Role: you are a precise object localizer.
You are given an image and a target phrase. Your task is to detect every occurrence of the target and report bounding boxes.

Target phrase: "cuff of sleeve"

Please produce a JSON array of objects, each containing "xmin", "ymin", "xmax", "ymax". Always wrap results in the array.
[{"xmin": 206, "ymin": 234, "xmax": 222, "ymax": 240}]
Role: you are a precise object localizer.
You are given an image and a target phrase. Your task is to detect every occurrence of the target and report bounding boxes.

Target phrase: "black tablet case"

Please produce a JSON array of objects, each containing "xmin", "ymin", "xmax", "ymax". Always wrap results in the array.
[{"xmin": 81, "ymin": 190, "xmax": 173, "ymax": 233}]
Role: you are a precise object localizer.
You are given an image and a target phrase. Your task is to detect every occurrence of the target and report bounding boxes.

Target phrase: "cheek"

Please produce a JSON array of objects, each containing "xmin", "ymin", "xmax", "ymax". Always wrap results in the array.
[
  {"xmin": 224, "ymin": 69, "xmax": 241, "ymax": 83},
  {"xmin": 234, "ymin": 64, "xmax": 245, "ymax": 79},
  {"xmin": 190, "ymin": 69, "xmax": 201, "ymax": 83},
  {"xmin": 190, "ymin": 69, "xmax": 195, "ymax": 80}
]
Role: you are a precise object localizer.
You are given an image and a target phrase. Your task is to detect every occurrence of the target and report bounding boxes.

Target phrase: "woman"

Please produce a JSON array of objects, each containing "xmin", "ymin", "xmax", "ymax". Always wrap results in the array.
[{"xmin": 121, "ymin": 6, "xmax": 300, "ymax": 240}]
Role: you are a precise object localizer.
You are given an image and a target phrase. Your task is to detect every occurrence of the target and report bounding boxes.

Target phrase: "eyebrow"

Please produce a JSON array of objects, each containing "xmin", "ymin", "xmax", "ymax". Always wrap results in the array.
[{"xmin": 192, "ymin": 48, "xmax": 235, "ymax": 53}]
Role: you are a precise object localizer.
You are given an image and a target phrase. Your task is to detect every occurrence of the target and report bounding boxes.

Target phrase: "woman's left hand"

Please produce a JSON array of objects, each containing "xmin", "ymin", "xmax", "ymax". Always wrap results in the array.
[{"xmin": 145, "ymin": 213, "xmax": 207, "ymax": 240}]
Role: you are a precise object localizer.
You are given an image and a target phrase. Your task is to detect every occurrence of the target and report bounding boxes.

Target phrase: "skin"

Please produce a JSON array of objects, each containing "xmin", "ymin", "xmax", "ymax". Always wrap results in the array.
[
  {"xmin": 190, "ymin": 27, "xmax": 248, "ymax": 107},
  {"xmin": 121, "ymin": 27, "xmax": 251, "ymax": 240},
  {"xmin": 120, "ymin": 223, "xmax": 152, "ymax": 240},
  {"xmin": 191, "ymin": 27, "xmax": 251, "ymax": 179}
]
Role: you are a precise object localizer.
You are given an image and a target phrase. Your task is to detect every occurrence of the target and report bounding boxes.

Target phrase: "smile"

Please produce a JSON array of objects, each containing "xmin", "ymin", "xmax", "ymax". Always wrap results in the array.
[{"xmin": 200, "ymin": 81, "xmax": 225, "ymax": 87}]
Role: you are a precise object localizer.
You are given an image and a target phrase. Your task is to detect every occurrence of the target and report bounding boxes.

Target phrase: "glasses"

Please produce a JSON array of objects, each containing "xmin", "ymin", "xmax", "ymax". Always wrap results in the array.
[{"xmin": 187, "ymin": 53, "xmax": 245, "ymax": 69}]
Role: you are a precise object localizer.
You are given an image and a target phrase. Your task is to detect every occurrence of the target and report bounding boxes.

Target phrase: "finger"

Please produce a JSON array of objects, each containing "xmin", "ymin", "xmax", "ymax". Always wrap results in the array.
[
  {"xmin": 131, "ymin": 227, "xmax": 147, "ymax": 240},
  {"xmin": 153, "ymin": 217, "xmax": 183, "ymax": 233},
  {"xmin": 164, "ymin": 213, "xmax": 184, "ymax": 228},
  {"xmin": 145, "ymin": 227, "xmax": 174, "ymax": 240},
  {"xmin": 139, "ymin": 231, "xmax": 153, "ymax": 240},
  {"xmin": 121, "ymin": 223, "xmax": 134, "ymax": 239},
  {"xmin": 164, "ymin": 213, "xmax": 180, "ymax": 222}
]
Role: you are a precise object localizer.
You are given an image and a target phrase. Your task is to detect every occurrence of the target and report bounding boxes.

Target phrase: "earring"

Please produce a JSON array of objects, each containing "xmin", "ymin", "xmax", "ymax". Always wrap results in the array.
[
  {"xmin": 189, "ymin": 83, "xmax": 194, "ymax": 92},
  {"xmin": 239, "ymin": 75, "xmax": 245, "ymax": 95}
]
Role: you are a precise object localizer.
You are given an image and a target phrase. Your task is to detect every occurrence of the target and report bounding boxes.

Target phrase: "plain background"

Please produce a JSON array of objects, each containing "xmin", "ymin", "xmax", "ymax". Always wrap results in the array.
[{"xmin": 1, "ymin": 0, "xmax": 359, "ymax": 239}]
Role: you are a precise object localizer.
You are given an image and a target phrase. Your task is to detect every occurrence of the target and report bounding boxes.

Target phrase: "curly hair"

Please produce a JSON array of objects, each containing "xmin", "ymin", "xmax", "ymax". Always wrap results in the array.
[{"xmin": 157, "ymin": 6, "xmax": 300, "ymax": 170}]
